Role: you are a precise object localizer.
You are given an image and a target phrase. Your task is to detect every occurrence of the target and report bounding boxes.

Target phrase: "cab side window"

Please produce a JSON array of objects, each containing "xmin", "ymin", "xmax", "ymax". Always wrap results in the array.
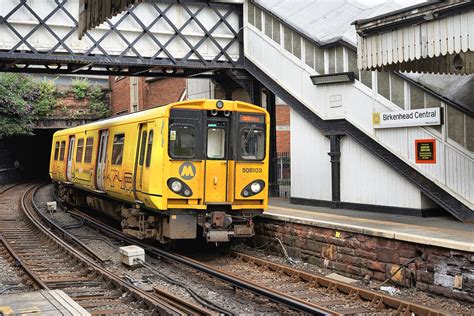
[
  {"xmin": 54, "ymin": 141, "xmax": 60, "ymax": 160},
  {"xmin": 112, "ymin": 134, "xmax": 125, "ymax": 165},
  {"xmin": 146, "ymin": 130, "xmax": 153, "ymax": 167}
]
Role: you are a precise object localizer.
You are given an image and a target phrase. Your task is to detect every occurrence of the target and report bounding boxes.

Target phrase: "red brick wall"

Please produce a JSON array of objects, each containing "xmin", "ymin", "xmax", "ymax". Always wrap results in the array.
[
  {"xmin": 276, "ymin": 104, "xmax": 290, "ymax": 153},
  {"xmin": 109, "ymin": 77, "xmax": 130, "ymax": 115},
  {"xmin": 142, "ymin": 78, "xmax": 186, "ymax": 109},
  {"xmin": 109, "ymin": 77, "xmax": 186, "ymax": 115}
]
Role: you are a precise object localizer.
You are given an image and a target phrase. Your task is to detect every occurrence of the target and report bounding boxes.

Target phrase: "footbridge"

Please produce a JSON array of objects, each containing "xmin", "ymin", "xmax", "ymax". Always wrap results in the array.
[{"xmin": 0, "ymin": 0, "xmax": 472, "ymax": 221}]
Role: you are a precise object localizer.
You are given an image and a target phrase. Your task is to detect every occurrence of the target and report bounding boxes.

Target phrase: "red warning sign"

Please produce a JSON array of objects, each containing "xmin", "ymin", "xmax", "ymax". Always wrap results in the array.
[{"xmin": 415, "ymin": 139, "xmax": 436, "ymax": 164}]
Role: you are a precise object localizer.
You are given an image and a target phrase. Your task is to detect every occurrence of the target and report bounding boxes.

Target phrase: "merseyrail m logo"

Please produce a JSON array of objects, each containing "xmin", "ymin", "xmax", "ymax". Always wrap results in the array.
[
  {"xmin": 179, "ymin": 162, "xmax": 196, "ymax": 180},
  {"xmin": 372, "ymin": 112, "xmax": 381, "ymax": 125}
]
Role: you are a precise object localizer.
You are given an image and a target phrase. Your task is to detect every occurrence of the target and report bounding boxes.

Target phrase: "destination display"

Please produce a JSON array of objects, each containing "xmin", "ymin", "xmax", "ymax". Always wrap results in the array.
[
  {"xmin": 372, "ymin": 107, "xmax": 441, "ymax": 129},
  {"xmin": 415, "ymin": 139, "xmax": 436, "ymax": 164}
]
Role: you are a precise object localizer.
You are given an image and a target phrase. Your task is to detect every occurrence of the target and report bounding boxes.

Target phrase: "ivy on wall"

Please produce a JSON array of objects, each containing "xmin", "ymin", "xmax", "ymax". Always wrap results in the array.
[{"xmin": 0, "ymin": 74, "xmax": 109, "ymax": 137}]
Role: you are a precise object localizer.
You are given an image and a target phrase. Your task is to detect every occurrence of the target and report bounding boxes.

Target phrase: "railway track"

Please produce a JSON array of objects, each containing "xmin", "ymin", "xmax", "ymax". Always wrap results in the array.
[
  {"xmin": 66, "ymin": 207, "xmax": 448, "ymax": 315},
  {"xmin": 0, "ymin": 184, "xmax": 211, "ymax": 315}
]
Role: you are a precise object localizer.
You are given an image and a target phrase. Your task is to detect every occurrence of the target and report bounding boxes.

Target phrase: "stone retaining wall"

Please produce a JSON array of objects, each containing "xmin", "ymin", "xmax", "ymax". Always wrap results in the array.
[{"xmin": 254, "ymin": 218, "xmax": 473, "ymax": 302}]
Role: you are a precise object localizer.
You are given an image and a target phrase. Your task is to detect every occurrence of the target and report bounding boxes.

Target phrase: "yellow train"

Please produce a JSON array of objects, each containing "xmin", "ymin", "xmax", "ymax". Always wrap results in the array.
[{"xmin": 50, "ymin": 99, "xmax": 269, "ymax": 243}]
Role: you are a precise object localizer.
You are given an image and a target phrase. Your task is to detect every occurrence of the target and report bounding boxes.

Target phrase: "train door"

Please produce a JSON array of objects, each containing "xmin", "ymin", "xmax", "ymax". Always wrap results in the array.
[
  {"xmin": 96, "ymin": 130, "xmax": 109, "ymax": 191},
  {"xmin": 204, "ymin": 118, "xmax": 229, "ymax": 203},
  {"xmin": 134, "ymin": 123, "xmax": 152, "ymax": 202},
  {"xmin": 66, "ymin": 136, "xmax": 75, "ymax": 182}
]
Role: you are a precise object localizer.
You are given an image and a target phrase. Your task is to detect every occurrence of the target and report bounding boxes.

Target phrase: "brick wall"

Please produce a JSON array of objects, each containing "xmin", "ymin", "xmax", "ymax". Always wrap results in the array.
[
  {"xmin": 254, "ymin": 218, "xmax": 474, "ymax": 302},
  {"xmin": 276, "ymin": 104, "xmax": 290, "ymax": 153},
  {"xmin": 109, "ymin": 77, "xmax": 186, "ymax": 115}
]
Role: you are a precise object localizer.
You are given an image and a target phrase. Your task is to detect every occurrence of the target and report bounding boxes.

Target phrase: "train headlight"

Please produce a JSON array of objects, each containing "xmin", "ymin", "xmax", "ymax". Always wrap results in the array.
[
  {"xmin": 171, "ymin": 180, "xmax": 182, "ymax": 192},
  {"xmin": 250, "ymin": 182, "xmax": 261, "ymax": 193},
  {"xmin": 167, "ymin": 178, "xmax": 193, "ymax": 197},
  {"xmin": 216, "ymin": 100, "xmax": 224, "ymax": 109},
  {"xmin": 241, "ymin": 180, "xmax": 265, "ymax": 197}
]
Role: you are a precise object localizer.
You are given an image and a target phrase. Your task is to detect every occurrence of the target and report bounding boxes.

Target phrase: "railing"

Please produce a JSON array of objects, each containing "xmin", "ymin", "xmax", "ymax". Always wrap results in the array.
[{"xmin": 275, "ymin": 152, "xmax": 290, "ymax": 198}]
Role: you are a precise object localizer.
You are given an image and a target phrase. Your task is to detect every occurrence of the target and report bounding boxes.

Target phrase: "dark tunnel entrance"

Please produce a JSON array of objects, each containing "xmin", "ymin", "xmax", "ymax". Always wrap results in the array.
[{"xmin": 1, "ymin": 129, "xmax": 58, "ymax": 183}]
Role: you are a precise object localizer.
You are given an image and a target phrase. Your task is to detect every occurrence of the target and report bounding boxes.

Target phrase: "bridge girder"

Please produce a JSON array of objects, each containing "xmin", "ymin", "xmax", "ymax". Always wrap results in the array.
[{"xmin": 0, "ymin": 0, "xmax": 243, "ymax": 76}]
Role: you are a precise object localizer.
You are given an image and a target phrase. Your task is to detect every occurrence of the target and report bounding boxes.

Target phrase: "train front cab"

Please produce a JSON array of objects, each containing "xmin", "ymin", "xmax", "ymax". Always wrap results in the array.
[{"xmin": 162, "ymin": 100, "xmax": 269, "ymax": 243}]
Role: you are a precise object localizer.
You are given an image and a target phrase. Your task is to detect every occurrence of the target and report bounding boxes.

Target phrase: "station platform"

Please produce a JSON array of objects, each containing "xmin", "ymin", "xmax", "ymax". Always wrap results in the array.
[
  {"xmin": 263, "ymin": 198, "xmax": 474, "ymax": 252},
  {"xmin": 0, "ymin": 290, "xmax": 89, "ymax": 315}
]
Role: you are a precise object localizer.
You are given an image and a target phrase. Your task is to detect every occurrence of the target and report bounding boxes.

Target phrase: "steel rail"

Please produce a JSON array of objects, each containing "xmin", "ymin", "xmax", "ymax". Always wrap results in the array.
[
  {"xmin": 228, "ymin": 251, "xmax": 448, "ymax": 316},
  {"xmin": 22, "ymin": 185, "xmax": 182, "ymax": 315},
  {"xmin": 0, "ymin": 233, "xmax": 49, "ymax": 290},
  {"xmin": 30, "ymin": 184, "xmax": 107, "ymax": 264},
  {"xmin": 68, "ymin": 209, "xmax": 332, "ymax": 315}
]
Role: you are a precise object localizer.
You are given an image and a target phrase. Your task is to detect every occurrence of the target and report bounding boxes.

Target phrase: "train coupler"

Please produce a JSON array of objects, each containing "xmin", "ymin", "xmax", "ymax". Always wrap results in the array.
[{"xmin": 204, "ymin": 211, "xmax": 255, "ymax": 242}]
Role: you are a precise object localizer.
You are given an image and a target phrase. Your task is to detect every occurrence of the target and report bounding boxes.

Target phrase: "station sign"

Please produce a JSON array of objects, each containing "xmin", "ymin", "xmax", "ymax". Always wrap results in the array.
[
  {"xmin": 372, "ymin": 107, "xmax": 441, "ymax": 129},
  {"xmin": 415, "ymin": 139, "xmax": 436, "ymax": 164}
]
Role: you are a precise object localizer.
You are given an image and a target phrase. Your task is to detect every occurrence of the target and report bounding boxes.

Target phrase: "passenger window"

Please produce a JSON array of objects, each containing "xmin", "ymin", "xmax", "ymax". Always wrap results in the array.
[
  {"xmin": 54, "ymin": 141, "xmax": 59, "ymax": 161},
  {"xmin": 169, "ymin": 125, "xmax": 195, "ymax": 159},
  {"xmin": 207, "ymin": 128, "xmax": 225, "ymax": 159},
  {"xmin": 84, "ymin": 137, "xmax": 94, "ymax": 163},
  {"xmin": 111, "ymin": 134, "xmax": 125, "ymax": 165},
  {"xmin": 59, "ymin": 141, "xmax": 66, "ymax": 161},
  {"xmin": 76, "ymin": 138, "xmax": 84, "ymax": 162},
  {"xmin": 240, "ymin": 127, "xmax": 265, "ymax": 160},
  {"xmin": 146, "ymin": 130, "xmax": 153, "ymax": 167},
  {"xmin": 139, "ymin": 131, "xmax": 147, "ymax": 166}
]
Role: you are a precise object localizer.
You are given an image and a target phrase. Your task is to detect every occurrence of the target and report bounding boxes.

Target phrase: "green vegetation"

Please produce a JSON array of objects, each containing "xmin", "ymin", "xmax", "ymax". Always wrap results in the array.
[
  {"xmin": 0, "ymin": 73, "xmax": 110, "ymax": 137},
  {"xmin": 71, "ymin": 77, "xmax": 90, "ymax": 99}
]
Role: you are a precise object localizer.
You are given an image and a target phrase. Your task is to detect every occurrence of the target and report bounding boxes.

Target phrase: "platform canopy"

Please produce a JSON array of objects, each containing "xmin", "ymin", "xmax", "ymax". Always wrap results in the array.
[
  {"xmin": 79, "ymin": 0, "xmax": 141, "ymax": 39},
  {"xmin": 353, "ymin": 1, "xmax": 474, "ymax": 75}
]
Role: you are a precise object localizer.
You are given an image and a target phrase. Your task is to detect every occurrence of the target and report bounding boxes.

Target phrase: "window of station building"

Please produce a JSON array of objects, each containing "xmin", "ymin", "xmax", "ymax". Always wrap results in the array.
[
  {"xmin": 315, "ymin": 45, "xmax": 324, "ymax": 75},
  {"xmin": 360, "ymin": 70, "xmax": 372, "ymax": 89},
  {"xmin": 255, "ymin": 7, "xmax": 262, "ymax": 31},
  {"xmin": 447, "ymin": 106, "xmax": 465, "ymax": 147},
  {"xmin": 410, "ymin": 84, "xmax": 424, "ymax": 110},
  {"xmin": 169, "ymin": 125, "xmax": 196, "ymax": 159},
  {"xmin": 247, "ymin": 2, "xmax": 255, "ymax": 25},
  {"xmin": 272, "ymin": 17, "xmax": 280, "ymax": 43},
  {"xmin": 304, "ymin": 39, "xmax": 315, "ymax": 69},
  {"xmin": 327, "ymin": 47, "xmax": 335, "ymax": 74},
  {"xmin": 347, "ymin": 50, "xmax": 359, "ymax": 80},
  {"xmin": 207, "ymin": 128, "xmax": 226, "ymax": 159},
  {"xmin": 466, "ymin": 115, "xmax": 473, "ymax": 152},
  {"xmin": 390, "ymin": 73, "xmax": 404, "ymax": 108},
  {"xmin": 240, "ymin": 128, "xmax": 265, "ymax": 160},
  {"xmin": 264, "ymin": 12, "xmax": 272, "ymax": 38},
  {"xmin": 425, "ymin": 92, "xmax": 441, "ymax": 108},
  {"xmin": 54, "ymin": 141, "xmax": 60, "ymax": 161},
  {"xmin": 59, "ymin": 141, "xmax": 66, "ymax": 161},
  {"xmin": 283, "ymin": 26, "xmax": 300, "ymax": 59},
  {"xmin": 263, "ymin": 12, "xmax": 280, "ymax": 44},
  {"xmin": 111, "ymin": 134, "xmax": 125, "ymax": 165},
  {"xmin": 377, "ymin": 71, "xmax": 390, "ymax": 100},
  {"xmin": 75, "ymin": 138, "xmax": 84, "ymax": 163},
  {"xmin": 84, "ymin": 137, "xmax": 94, "ymax": 163},
  {"xmin": 335, "ymin": 46, "xmax": 344, "ymax": 73},
  {"xmin": 145, "ymin": 130, "xmax": 153, "ymax": 167}
]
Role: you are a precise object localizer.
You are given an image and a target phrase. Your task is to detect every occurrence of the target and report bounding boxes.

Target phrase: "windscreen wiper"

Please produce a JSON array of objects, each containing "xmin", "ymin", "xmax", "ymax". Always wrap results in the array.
[{"xmin": 244, "ymin": 124, "xmax": 256, "ymax": 144}]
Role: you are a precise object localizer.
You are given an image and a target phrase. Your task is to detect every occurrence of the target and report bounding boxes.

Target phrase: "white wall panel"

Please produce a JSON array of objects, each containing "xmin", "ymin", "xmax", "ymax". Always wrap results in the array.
[
  {"xmin": 186, "ymin": 79, "xmax": 214, "ymax": 100},
  {"xmin": 340, "ymin": 137, "xmax": 422, "ymax": 209},
  {"xmin": 244, "ymin": 21, "xmax": 473, "ymax": 207},
  {"xmin": 290, "ymin": 109, "xmax": 332, "ymax": 201}
]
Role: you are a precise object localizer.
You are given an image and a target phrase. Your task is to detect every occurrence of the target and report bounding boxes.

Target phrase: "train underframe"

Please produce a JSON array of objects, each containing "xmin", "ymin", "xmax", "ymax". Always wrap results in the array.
[{"xmin": 55, "ymin": 183, "xmax": 261, "ymax": 244}]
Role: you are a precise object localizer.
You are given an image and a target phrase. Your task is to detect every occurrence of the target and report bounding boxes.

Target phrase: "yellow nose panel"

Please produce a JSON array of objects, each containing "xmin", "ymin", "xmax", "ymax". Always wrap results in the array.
[{"xmin": 205, "ymin": 160, "xmax": 227, "ymax": 202}]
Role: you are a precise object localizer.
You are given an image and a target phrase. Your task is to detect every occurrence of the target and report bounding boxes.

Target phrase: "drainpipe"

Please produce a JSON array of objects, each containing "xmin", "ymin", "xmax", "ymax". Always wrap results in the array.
[{"xmin": 328, "ymin": 134, "xmax": 345, "ymax": 207}]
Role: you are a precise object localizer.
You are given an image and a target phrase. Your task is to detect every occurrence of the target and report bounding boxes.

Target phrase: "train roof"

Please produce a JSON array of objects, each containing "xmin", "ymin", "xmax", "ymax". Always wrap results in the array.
[{"xmin": 53, "ymin": 99, "xmax": 267, "ymax": 137}]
